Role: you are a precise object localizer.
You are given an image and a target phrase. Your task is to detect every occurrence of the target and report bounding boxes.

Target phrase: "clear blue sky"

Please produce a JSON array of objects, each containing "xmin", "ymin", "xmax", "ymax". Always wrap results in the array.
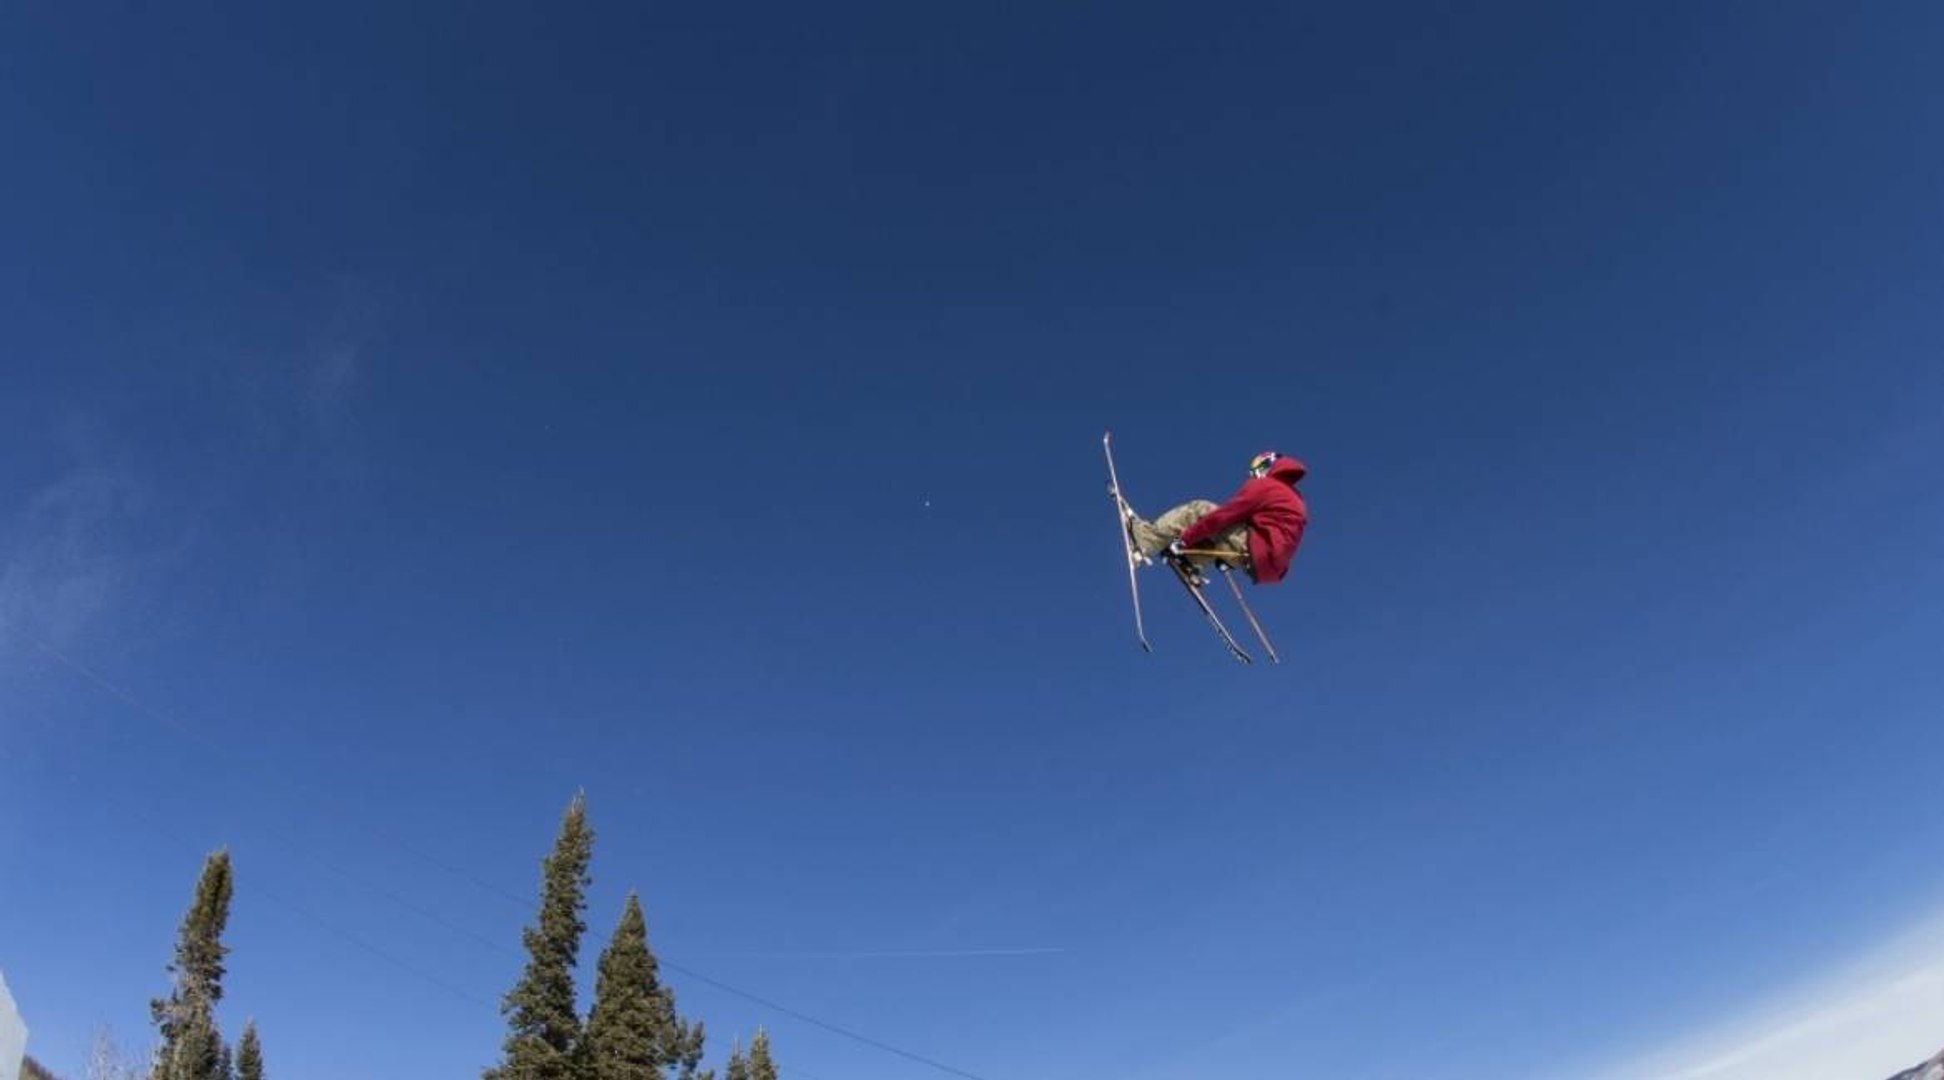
[{"xmin": 4, "ymin": 3, "xmax": 1944, "ymax": 1079}]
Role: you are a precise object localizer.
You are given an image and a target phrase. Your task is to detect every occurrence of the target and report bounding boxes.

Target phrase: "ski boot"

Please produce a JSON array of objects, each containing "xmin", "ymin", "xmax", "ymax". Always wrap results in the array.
[{"xmin": 1164, "ymin": 541, "xmax": 1210, "ymax": 588}]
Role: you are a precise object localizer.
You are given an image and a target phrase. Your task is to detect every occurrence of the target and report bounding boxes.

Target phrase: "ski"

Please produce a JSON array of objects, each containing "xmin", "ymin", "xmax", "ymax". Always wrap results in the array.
[
  {"xmin": 1102, "ymin": 431, "xmax": 1153, "ymax": 653},
  {"xmin": 1106, "ymin": 431, "xmax": 1277, "ymax": 665},
  {"xmin": 1220, "ymin": 564, "xmax": 1280, "ymax": 664},
  {"xmin": 1168, "ymin": 557, "xmax": 1253, "ymax": 664}
]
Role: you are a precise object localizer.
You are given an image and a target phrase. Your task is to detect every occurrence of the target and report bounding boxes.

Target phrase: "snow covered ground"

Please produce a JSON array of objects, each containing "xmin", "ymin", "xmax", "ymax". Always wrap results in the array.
[{"xmin": 0, "ymin": 971, "xmax": 27, "ymax": 1080}]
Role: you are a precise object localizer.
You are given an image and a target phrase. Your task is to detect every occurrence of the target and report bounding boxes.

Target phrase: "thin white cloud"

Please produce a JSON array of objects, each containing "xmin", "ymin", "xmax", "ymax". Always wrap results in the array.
[
  {"xmin": 0, "ymin": 464, "xmax": 147, "ymax": 650},
  {"xmin": 303, "ymin": 278, "xmax": 379, "ymax": 437},
  {"xmin": 3, "ymin": 287, "xmax": 381, "ymax": 677},
  {"xmin": 218, "ymin": 282, "xmax": 378, "ymax": 455},
  {"xmin": 308, "ymin": 341, "xmax": 363, "ymax": 417},
  {"xmin": 1592, "ymin": 908, "xmax": 1944, "ymax": 1080}
]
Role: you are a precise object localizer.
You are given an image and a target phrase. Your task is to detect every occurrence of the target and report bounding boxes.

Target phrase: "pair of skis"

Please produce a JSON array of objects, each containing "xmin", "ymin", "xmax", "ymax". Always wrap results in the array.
[{"xmin": 1104, "ymin": 432, "xmax": 1280, "ymax": 665}]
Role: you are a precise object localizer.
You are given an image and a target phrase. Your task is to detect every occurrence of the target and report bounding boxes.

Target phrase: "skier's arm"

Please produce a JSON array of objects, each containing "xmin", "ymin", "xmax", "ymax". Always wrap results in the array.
[{"xmin": 1179, "ymin": 480, "xmax": 1270, "ymax": 547}]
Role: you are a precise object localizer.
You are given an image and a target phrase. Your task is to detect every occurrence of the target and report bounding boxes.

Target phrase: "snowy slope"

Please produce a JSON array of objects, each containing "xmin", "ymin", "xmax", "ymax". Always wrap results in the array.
[
  {"xmin": 1886, "ymin": 1047, "xmax": 1944, "ymax": 1080},
  {"xmin": 0, "ymin": 971, "xmax": 26, "ymax": 1080}
]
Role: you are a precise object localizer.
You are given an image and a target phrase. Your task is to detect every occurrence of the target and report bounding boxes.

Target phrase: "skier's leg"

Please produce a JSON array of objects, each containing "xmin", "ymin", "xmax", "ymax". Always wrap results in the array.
[
  {"xmin": 1207, "ymin": 525, "xmax": 1252, "ymax": 569},
  {"xmin": 1129, "ymin": 499, "xmax": 1218, "ymax": 558},
  {"xmin": 1182, "ymin": 524, "xmax": 1252, "ymax": 579},
  {"xmin": 1134, "ymin": 502, "xmax": 1250, "ymax": 569}
]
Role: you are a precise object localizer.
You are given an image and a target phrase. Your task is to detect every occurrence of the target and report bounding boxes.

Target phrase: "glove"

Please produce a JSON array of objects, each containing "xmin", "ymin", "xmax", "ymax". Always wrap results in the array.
[{"xmin": 1166, "ymin": 539, "xmax": 1187, "ymax": 558}]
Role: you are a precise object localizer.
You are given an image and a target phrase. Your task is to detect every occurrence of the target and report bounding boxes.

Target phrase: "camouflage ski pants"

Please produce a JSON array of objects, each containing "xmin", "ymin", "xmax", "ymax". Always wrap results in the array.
[{"xmin": 1131, "ymin": 500, "xmax": 1251, "ymax": 567}]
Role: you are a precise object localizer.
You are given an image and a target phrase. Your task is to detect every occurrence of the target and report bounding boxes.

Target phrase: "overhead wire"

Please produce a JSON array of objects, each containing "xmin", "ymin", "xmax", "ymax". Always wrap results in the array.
[{"xmin": 4, "ymin": 621, "xmax": 995, "ymax": 1080}]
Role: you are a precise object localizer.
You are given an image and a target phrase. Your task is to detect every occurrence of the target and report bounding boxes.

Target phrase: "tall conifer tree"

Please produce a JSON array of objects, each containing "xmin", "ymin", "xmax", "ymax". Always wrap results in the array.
[
  {"xmin": 745, "ymin": 1031, "xmax": 776, "ymax": 1080},
  {"xmin": 234, "ymin": 1022, "xmax": 264, "ymax": 1080},
  {"xmin": 150, "ymin": 851, "xmax": 233, "ymax": 1080},
  {"xmin": 584, "ymin": 893, "xmax": 680, "ymax": 1080},
  {"xmin": 487, "ymin": 794, "xmax": 595, "ymax": 1080}
]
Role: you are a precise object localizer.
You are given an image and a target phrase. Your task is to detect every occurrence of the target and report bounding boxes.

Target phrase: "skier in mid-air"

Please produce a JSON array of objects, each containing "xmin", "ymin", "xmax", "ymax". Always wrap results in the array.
[{"xmin": 1126, "ymin": 451, "xmax": 1309, "ymax": 586}]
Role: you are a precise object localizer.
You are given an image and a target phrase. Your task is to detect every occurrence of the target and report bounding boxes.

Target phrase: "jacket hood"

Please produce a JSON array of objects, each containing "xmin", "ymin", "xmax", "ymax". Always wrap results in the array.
[{"xmin": 1268, "ymin": 457, "xmax": 1307, "ymax": 484}]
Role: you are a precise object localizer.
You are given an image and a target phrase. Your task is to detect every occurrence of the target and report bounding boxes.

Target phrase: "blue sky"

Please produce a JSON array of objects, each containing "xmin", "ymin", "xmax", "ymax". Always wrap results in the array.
[{"xmin": 4, "ymin": 3, "xmax": 1944, "ymax": 1078}]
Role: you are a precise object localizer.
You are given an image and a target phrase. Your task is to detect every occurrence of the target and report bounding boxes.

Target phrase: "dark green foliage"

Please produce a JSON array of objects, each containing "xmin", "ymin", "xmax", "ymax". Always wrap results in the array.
[
  {"xmin": 584, "ymin": 893, "xmax": 682, "ymax": 1080},
  {"xmin": 486, "ymin": 794, "xmax": 595, "ymax": 1080},
  {"xmin": 235, "ymin": 1021, "xmax": 264, "ymax": 1080},
  {"xmin": 22, "ymin": 1057, "xmax": 59, "ymax": 1080},
  {"xmin": 150, "ymin": 851, "xmax": 234, "ymax": 1080},
  {"xmin": 670, "ymin": 1021, "xmax": 708, "ymax": 1080},
  {"xmin": 721, "ymin": 1043, "xmax": 748, "ymax": 1080},
  {"xmin": 745, "ymin": 1031, "xmax": 775, "ymax": 1080},
  {"xmin": 160, "ymin": 1010, "xmax": 224, "ymax": 1080}
]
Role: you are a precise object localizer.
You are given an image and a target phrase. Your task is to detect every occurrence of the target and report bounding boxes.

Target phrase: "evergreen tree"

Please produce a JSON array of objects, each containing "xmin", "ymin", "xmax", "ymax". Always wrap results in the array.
[
  {"xmin": 721, "ymin": 1043, "xmax": 748, "ymax": 1080},
  {"xmin": 162, "ymin": 1008, "xmax": 224, "ymax": 1080},
  {"xmin": 487, "ymin": 794, "xmax": 595, "ymax": 1080},
  {"xmin": 671, "ymin": 1021, "xmax": 708, "ymax": 1080},
  {"xmin": 235, "ymin": 1022, "xmax": 264, "ymax": 1080},
  {"xmin": 584, "ymin": 893, "xmax": 680, "ymax": 1080},
  {"xmin": 745, "ymin": 1031, "xmax": 775, "ymax": 1080},
  {"xmin": 150, "ymin": 851, "xmax": 234, "ymax": 1080}
]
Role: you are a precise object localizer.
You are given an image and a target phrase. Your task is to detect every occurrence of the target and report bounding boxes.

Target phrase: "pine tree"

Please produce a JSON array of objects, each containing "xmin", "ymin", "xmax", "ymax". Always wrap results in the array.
[
  {"xmin": 671, "ymin": 1020, "xmax": 709, "ymax": 1080},
  {"xmin": 487, "ymin": 794, "xmax": 596, "ymax": 1080},
  {"xmin": 745, "ymin": 1031, "xmax": 776, "ymax": 1080},
  {"xmin": 721, "ymin": 1042, "xmax": 748, "ymax": 1080},
  {"xmin": 150, "ymin": 851, "xmax": 234, "ymax": 1080},
  {"xmin": 584, "ymin": 893, "xmax": 681, "ymax": 1080},
  {"xmin": 235, "ymin": 1022, "xmax": 264, "ymax": 1080},
  {"xmin": 162, "ymin": 1005, "xmax": 224, "ymax": 1080}
]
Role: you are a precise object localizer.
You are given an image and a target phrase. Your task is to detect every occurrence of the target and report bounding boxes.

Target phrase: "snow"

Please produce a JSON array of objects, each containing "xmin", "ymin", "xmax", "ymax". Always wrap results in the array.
[{"xmin": 0, "ymin": 970, "xmax": 25, "ymax": 1080}]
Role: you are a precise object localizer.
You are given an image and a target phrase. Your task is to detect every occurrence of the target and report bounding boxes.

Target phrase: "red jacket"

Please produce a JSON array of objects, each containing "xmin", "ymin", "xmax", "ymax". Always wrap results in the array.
[{"xmin": 1179, "ymin": 457, "xmax": 1309, "ymax": 584}]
